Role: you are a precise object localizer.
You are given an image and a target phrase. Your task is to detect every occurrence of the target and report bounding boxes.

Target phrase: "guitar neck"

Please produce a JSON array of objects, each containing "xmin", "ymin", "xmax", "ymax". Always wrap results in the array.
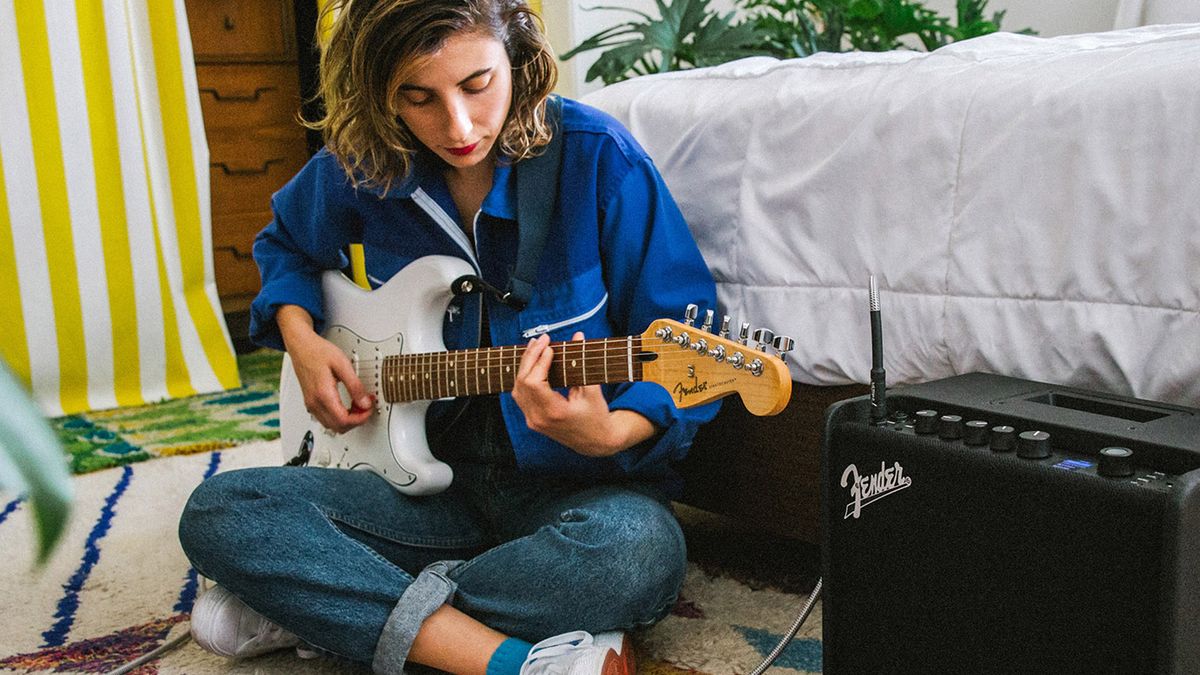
[{"xmin": 380, "ymin": 335, "xmax": 649, "ymax": 403}]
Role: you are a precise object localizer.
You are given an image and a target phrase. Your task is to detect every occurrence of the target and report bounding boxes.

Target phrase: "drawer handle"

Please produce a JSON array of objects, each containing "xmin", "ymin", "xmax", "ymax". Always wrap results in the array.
[
  {"xmin": 223, "ymin": 15, "xmax": 235, "ymax": 31},
  {"xmin": 200, "ymin": 86, "xmax": 278, "ymax": 103},
  {"xmin": 213, "ymin": 245, "xmax": 254, "ymax": 261},
  {"xmin": 213, "ymin": 158, "xmax": 285, "ymax": 176}
]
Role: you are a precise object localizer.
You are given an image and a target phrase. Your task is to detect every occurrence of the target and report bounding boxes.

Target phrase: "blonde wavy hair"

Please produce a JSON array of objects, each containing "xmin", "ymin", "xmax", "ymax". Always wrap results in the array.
[{"xmin": 308, "ymin": 0, "xmax": 557, "ymax": 191}]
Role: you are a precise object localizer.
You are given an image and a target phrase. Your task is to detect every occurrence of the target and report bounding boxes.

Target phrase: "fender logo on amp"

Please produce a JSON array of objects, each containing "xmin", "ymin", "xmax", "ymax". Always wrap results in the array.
[{"xmin": 841, "ymin": 462, "xmax": 912, "ymax": 519}]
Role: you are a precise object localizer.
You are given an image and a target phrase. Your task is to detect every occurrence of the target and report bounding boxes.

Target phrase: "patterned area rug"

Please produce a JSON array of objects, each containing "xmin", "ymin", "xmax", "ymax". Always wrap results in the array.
[
  {"xmin": 0, "ymin": 443, "xmax": 822, "ymax": 674},
  {"xmin": 19, "ymin": 351, "xmax": 824, "ymax": 673},
  {"xmin": 52, "ymin": 351, "xmax": 283, "ymax": 474}
]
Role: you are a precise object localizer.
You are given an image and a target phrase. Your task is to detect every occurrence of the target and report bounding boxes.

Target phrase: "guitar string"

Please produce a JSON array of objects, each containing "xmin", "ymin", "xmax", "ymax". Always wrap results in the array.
[
  {"xmin": 347, "ymin": 351, "xmax": 775, "ymax": 378},
  {"xmin": 345, "ymin": 349, "xmax": 777, "ymax": 401},
  {"xmin": 346, "ymin": 349, "xmax": 777, "ymax": 374}
]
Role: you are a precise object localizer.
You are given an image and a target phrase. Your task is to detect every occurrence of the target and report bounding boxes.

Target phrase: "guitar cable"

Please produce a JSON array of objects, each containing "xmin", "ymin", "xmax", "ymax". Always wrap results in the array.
[
  {"xmin": 747, "ymin": 577, "xmax": 823, "ymax": 675},
  {"xmin": 745, "ymin": 275, "xmax": 881, "ymax": 671}
]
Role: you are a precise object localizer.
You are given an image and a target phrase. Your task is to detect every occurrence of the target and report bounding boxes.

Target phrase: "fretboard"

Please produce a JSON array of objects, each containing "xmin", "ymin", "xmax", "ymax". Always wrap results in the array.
[{"xmin": 380, "ymin": 335, "xmax": 648, "ymax": 403}]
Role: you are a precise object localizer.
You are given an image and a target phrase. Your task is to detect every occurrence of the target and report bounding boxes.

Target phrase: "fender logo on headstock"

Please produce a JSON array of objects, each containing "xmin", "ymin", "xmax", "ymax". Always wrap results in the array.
[{"xmin": 672, "ymin": 374, "xmax": 736, "ymax": 403}]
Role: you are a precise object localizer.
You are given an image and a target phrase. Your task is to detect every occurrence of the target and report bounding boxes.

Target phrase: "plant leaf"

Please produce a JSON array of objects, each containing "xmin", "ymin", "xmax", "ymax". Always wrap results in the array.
[{"xmin": 0, "ymin": 361, "xmax": 72, "ymax": 564}]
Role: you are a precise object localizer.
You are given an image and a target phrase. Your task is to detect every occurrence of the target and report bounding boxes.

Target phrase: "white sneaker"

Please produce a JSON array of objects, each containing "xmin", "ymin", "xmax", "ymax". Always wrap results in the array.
[
  {"xmin": 189, "ymin": 584, "xmax": 301, "ymax": 658},
  {"xmin": 519, "ymin": 630, "xmax": 634, "ymax": 675}
]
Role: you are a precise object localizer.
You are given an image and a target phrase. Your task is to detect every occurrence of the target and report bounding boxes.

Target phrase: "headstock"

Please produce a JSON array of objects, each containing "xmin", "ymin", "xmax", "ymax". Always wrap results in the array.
[{"xmin": 639, "ymin": 307, "xmax": 793, "ymax": 416}]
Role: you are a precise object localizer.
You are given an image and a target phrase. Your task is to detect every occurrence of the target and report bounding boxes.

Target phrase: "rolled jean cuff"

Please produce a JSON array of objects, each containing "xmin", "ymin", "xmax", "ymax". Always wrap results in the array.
[{"xmin": 372, "ymin": 560, "xmax": 464, "ymax": 674}]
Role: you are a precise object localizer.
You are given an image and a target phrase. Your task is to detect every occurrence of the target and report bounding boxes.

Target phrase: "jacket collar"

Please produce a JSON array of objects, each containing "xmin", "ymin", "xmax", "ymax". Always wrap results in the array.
[{"xmin": 379, "ymin": 151, "xmax": 518, "ymax": 221}]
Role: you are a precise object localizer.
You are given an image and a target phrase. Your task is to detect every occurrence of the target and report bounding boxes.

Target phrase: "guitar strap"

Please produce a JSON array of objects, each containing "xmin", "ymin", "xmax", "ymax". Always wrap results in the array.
[{"xmin": 503, "ymin": 94, "xmax": 565, "ymax": 311}]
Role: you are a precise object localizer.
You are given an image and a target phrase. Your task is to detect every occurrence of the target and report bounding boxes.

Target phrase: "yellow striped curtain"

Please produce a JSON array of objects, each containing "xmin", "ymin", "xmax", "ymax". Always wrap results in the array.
[{"xmin": 0, "ymin": 0, "xmax": 239, "ymax": 417}]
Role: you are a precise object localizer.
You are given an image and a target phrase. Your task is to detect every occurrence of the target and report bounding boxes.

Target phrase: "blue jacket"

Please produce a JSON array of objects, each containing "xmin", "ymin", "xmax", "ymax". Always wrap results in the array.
[{"xmin": 250, "ymin": 97, "xmax": 720, "ymax": 488}]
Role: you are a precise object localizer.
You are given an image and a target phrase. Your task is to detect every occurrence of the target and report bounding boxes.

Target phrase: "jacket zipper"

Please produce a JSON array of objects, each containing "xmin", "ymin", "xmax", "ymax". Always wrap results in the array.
[
  {"xmin": 521, "ymin": 293, "xmax": 609, "ymax": 339},
  {"xmin": 411, "ymin": 187, "xmax": 480, "ymax": 269}
]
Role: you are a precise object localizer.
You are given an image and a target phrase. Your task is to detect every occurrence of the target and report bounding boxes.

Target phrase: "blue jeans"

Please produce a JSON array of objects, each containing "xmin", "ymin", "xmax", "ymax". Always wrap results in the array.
[{"xmin": 177, "ymin": 400, "xmax": 687, "ymax": 674}]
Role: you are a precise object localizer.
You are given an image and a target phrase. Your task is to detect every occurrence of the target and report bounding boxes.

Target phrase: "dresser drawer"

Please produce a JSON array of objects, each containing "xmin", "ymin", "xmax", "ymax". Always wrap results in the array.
[
  {"xmin": 212, "ymin": 209, "xmax": 271, "ymax": 253},
  {"xmin": 185, "ymin": 0, "xmax": 296, "ymax": 62},
  {"xmin": 212, "ymin": 242, "xmax": 262, "ymax": 301},
  {"xmin": 197, "ymin": 64, "xmax": 303, "ymax": 130},
  {"xmin": 209, "ymin": 137, "xmax": 309, "ymax": 217}
]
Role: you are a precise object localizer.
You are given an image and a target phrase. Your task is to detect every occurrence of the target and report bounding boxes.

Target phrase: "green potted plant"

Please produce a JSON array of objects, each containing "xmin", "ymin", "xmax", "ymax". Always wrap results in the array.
[
  {"xmin": 559, "ymin": 0, "xmax": 768, "ymax": 85},
  {"xmin": 563, "ymin": 0, "xmax": 1033, "ymax": 83},
  {"xmin": 0, "ymin": 361, "xmax": 72, "ymax": 564}
]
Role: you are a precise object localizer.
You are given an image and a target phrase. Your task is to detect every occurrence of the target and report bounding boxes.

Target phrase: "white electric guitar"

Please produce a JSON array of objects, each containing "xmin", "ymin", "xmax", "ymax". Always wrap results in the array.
[{"xmin": 279, "ymin": 255, "xmax": 793, "ymax": 496}]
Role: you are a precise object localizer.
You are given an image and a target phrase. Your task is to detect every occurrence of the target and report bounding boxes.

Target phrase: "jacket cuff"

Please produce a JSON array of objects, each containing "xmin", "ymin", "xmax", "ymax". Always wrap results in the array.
[
  {"xmin": 249, "ymin": 276, "xmax": 325, "ymax": 351},
  {"xmin": 608, "ymin": 382, "xmax": 710, "ymax": 475}
]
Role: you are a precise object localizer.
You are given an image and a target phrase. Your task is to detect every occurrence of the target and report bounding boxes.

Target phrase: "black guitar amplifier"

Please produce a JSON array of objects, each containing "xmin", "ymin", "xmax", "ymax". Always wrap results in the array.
[{"xmin": 821, "ymin": 373, "xmax": 1200, "ymax": 675}]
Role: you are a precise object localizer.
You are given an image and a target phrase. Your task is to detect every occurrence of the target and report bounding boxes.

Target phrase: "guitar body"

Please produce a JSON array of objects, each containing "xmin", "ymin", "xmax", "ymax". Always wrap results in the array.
[{"xmin": 278, "ymin": 255, "xmax": 471, "ymax": 496}]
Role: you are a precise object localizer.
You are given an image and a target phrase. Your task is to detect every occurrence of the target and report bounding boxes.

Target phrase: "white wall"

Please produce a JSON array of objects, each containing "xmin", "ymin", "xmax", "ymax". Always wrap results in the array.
[
  {"xmin": 543, "ymin": 0, "xmax": 1128, "ymax": 98},
  {"xmin": 923, "ymin": 0, "xmax": 1122, "ymax": 38}
]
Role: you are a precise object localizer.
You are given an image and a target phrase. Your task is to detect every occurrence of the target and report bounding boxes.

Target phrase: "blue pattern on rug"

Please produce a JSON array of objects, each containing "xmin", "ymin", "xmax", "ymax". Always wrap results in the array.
[
  {"xmin": 0, "ymin": 497, "xmax": 23, "ymax": 527},
  {"xmin": 733, "ymin": 625, "xmax": 823, "ymax": 672},
  {"xmin": 175, "ymin": 452, "xmax": 223, "ymax": 614},
  {"xmin": 43, "ymin": 465, "xmax": 133, "ymax": 648}
]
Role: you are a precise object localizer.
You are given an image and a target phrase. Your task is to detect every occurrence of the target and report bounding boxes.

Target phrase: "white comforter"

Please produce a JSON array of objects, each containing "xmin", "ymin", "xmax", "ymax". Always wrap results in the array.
[{"xmin": 584, "ymin": 24, "xmax": 1200, "ymax": 406}]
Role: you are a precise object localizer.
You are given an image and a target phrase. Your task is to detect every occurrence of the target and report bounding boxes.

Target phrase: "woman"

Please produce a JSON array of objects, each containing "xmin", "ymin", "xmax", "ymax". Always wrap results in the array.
[{"xmin": 178, "ymin": 1, "xmax": 720, "ymax": 673}]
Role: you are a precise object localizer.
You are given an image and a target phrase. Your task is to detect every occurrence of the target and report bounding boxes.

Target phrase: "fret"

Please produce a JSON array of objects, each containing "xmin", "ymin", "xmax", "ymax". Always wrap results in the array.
[
  {"xmin": 403, "ymin": 354, "xmax": 412, "ymax": 402},
  {"xmin": 492, "ymin": 343, "xmax": 501, "ymax": 391},
  {"xmin": 386, "ymin": 356, "xmax": 395, "ymax": 401},
  {"xmin": 444, "ymin": 351, "xmax": 453, "ymax": 399},
  {"xmin": 600, "ymin": 338, "xmax": 609, "ymax": 384},
  {"xmin": 438, "ymin": 352, "xmax": 445, "ymax": 399},
  {"xmin": 473, "ymin": 347, "xmax": 482, "ymax": 396},
  {"xmin": 626, "ymin": 336, "xmax": 634, "ymax": 382},
  {"xmin": 581, "ymin": 340, "xmax": 588, "ymax": 386},
  {"xmin": 431, "ymin": 351, "xmax": 439, "ymax": 400},
  {"xmin": 409, "ymin": 353, "xmax": 416, "ymax": 402},
  {"xmin": 420, "ymin": 352, "xmax": 428, "ymax": 401},
  {"xmin": 440, "ymin": 351, "xmax": 447, "ymax": 399}
]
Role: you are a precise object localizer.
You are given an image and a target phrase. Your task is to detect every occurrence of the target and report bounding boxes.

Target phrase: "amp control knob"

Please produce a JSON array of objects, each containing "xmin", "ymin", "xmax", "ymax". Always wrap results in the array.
[
  {"xmin": 990, "ymin": 425, "xmax": 1016, "ymax": 452},
  {"xmin": 937, "ymin": 415, "xmax": 964, "ymax": 440},
  {"xmin": 1098, "ymin": 446, "xmax": 1135, "ymax": 478},
  {"xmin": 914, "ymin": 410, "xmax": 939, "ymax": 435},
  {"xmin": 963, "ymin": 420, "xmax": 990, "ymax": 446},
  {"xmin": 1017, "ymin": 430, "xmax": 1052, "ymax": 459}
]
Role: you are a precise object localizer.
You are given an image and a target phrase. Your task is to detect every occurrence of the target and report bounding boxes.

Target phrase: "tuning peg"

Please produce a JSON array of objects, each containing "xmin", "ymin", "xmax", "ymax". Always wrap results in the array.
[
  {"xmin": 753, "ymin": 328, "xmax": 775, "ymax": 352},
  {"xmin": 773, "ymin": 335, "xmax": 795, "ymax": 363},
  {"xmin": 701, "ymin": 309, "xmax": 714, "ymax": 333},
  {"xmin": 738, "ymin": 322, "xmax": 751, "ymax": 346},
  {"xmin": 684, "ymin": 304, "xmax": 698, "ymax": 327},
  {"xmin": 718, "ymin": 315, "xmax": 731, "ymax": 339}
]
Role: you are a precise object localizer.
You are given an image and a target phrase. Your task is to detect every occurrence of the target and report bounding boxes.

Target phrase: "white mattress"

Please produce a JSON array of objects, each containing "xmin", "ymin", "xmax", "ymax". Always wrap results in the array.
[{"xmin": 583, "ymin": 24, "xmax": 1200, "ymax": 406}]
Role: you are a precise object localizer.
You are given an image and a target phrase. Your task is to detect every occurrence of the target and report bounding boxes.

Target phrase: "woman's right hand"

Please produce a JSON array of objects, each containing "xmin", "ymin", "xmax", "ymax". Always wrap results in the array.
[{"xmin": 278, "ymin": 305, "xmax": 375, "ymax": 434}]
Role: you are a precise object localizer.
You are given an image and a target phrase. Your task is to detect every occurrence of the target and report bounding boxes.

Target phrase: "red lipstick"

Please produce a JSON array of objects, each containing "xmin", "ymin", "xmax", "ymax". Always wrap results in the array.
[{"xmin": 446, "ymin": 142, "xmax": 478, "ymax": 157}]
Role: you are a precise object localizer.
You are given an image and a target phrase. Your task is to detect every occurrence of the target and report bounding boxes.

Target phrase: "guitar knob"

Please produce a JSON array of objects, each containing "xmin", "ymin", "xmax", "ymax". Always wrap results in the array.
[
  {"xmin": 718, "ymin": 315, "xmax": 731, "ymax": 339},
  {"xmin": 691, "ymin": 338, "xmax": 708, "ymax": 354},
  {"xmin": 701, "ymin": 309, "xmax": 714, "ymax": 333},
  {"xmin": 738, "ymin": 322, "xmax": 751, "ymax": 346},
  {"xmin": 748, "ymin": 359, "xmax": 764, "ymax": 376},
  {"xmin": 773, "ymin": 335, "xmax": 795, "ymax": 363},
  {"xmin": 655, "ymin": 326, "xmax": 673, "ymax": 342},
  {"xmin": 729, "ymin": 352, "xmax": 745, "ymax": 369},
  {"xmin": 684, "ymin": 304, "xmax": 698, "ymax": 327},
  {"xmin": 752, "ymin": 328, "xmax": 775, "ymax": 352},
  {"xmin": 708, "ymin": 344, "xmax": 726, "ymax": 362}
]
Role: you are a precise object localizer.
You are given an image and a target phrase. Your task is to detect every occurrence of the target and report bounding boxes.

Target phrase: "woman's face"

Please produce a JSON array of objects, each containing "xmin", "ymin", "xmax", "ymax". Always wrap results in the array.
[{"xmin": 392, "ymin": 31, "xmax": 514, "ymax": 172}]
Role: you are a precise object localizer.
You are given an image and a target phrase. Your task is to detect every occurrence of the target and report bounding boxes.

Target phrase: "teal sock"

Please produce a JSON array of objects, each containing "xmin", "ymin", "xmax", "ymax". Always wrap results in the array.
[{"xmin": 486, "ymin": 637, "xmax": 534, "ymax": 675}]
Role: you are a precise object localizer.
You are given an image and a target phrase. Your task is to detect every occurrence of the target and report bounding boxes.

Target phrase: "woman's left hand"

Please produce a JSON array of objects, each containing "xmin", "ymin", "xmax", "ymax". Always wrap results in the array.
[{"xmin": 512, "ymin": 332, "xmax": 656, "ymax": 457}]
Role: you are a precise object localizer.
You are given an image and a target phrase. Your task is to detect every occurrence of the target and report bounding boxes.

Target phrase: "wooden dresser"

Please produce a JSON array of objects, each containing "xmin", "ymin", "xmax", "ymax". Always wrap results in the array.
[{"xmin": 185, "ymin": 0, "xmax": 313, "ymax": 345}]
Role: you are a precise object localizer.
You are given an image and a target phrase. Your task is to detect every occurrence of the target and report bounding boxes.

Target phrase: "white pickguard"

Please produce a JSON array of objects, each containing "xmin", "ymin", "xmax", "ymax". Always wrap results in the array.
[{"xmin": 278, "ymin": 255, "xmax": 474, "ymax": 495}]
